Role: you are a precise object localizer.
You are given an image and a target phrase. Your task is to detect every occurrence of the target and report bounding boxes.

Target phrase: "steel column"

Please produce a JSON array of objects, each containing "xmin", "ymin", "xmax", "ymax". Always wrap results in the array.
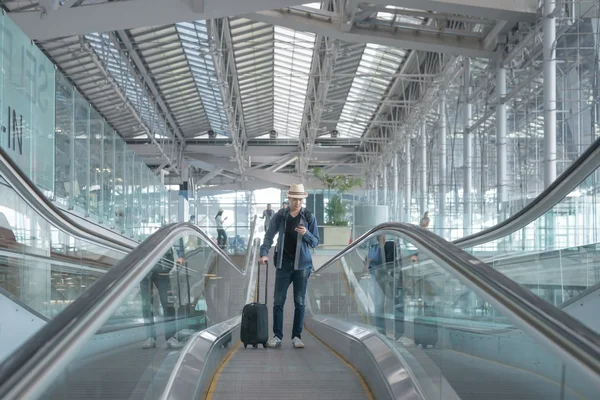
[
  {"xmin": 463, "ymin": 57, "xmax": 473, "ymax": 235},
  {"xmin": 404, "ymin": 140, "xmax": 411, "ymax": 222},
  {"xmin": 393, "ymin": 153, "xmax": 399, "ymax": 220},
  {"xmin": 496, "ymin": 63, "xmax": 507, "ymax": 209},
  {"xmin": 438, "ymin": 97, "xmax": 447, "ymax": 237},
  {"xmin": 419, "ymin": 121, "xmax": 427, "ymax": 216},
  {"xmin": 543, "ymin": 0, "xmax": 557, "ymax": 188}
]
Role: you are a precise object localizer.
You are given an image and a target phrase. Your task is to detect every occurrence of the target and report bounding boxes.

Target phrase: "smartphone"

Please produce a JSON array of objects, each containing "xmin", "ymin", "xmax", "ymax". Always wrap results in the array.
[{"xmin": 297, "ymin": 224, "xmax": 305, "ymax": 229}]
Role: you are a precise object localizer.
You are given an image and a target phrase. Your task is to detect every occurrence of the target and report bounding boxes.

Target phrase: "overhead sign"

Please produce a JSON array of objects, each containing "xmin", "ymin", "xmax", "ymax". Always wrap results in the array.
[{"xmin": 0, "ymin": 14, "xmax": 55, "ymax": 192}]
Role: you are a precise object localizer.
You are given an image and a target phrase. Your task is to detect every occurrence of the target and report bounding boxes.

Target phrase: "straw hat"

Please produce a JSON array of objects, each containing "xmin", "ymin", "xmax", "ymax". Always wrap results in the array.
[{"xmin": 286, "ymin": 183, "xmax": 308, "ymax": 199}]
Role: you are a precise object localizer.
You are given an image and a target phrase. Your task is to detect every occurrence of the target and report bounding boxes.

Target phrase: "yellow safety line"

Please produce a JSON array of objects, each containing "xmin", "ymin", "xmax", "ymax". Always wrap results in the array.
[
  {"xmin": 204, "ymin": 341, "xmax": 241, "ymax": 400},
  {"xmin": 305, "ymin": 325, "xmax": 375, "ymax": 400}
]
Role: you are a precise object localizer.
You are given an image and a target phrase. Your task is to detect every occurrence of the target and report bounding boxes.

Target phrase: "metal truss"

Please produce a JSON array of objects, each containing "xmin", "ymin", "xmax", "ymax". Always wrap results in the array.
[
  {"xmin": 110, "ymin": 30, "xmax": 188, "ymax": 169},
  {"xmin": 298, "ymin": 35, "xmax": 339, "ymax": 180},
  {"xmin": 83, "ymin": 33, "xmax": 183, "ymax": 173},
  {"xmin": 209, "ymin": 18, "xmax": 248, "ymax": 177}
]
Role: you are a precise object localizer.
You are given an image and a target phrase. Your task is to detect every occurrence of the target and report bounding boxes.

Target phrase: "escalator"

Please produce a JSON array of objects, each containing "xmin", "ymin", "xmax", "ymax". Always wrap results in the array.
[
  {"xmin": 1, "ymin": 220, "xmax": 600, "ymax": 399},
  {"xmin": 0, "ymin": 129, "xmax": 599, "ymax": 399},
  {"xmin": 0, "ymin": 147, "xmax": 140, "ymax": 362}
]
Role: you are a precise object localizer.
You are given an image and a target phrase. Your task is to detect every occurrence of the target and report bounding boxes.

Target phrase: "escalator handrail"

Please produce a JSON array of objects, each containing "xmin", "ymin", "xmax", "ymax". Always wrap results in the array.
[
  {"xmin": 315, "ymin": 222, "xmax": 600, "ymax": 381},
  {"xmin": 0, "ymin": 222, "xmax": 248, "ymax": 400},
  {"xmin": 454, "ymin": 136, "xmax": 600, "ymax": 248},
  {"xmin": 0, "ymin": 147, "xmax": 136, "ymax": 253}
]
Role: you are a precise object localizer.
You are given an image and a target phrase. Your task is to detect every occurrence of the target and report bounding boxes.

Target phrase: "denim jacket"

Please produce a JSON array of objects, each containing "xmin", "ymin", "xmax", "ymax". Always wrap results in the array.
[{"xmin": 259, "ymin": 207, "xmax": 319, "ymax": 270}]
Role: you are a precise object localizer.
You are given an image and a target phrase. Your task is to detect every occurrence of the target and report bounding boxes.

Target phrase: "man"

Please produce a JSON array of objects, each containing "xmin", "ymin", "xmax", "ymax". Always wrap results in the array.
[
  {"xmin": 260, "ymin": 204, "xmax": 274, "ymax": 232},
  {"xmin": 281, "ymin": 201, "xmax": 288, "ymax": 210},
  {"xmin": 141, "ymin": 247, "xmax": 184, "ymax": 349},
  {"xmin": 364, "ymin": 234, "xmax": 404, "ymax": 340},
  {"xmin": 259, "ymin": 183, "xmax": 320, "ymax": 348}
]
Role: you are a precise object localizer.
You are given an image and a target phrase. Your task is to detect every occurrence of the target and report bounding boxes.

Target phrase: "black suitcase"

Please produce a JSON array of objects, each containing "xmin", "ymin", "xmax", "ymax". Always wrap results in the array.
[
  {"xmin": 241, "ymin": 261, "xmax": 269, "ymax": 348},
  {"xmin": 176, "ymin": 262, "xmax": 207, "ymax": 333}
]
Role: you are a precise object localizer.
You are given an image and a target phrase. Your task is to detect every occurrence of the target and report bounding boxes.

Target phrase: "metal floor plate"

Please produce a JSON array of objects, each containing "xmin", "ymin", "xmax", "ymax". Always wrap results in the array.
[{"xmin": 208, "ymin": 263, "xmax": 371, "ymax": 400}]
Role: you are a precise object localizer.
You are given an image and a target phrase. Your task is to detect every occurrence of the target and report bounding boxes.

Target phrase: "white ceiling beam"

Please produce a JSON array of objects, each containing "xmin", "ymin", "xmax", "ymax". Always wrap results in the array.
[
  {"xmin": 248, "ymin": 10, "xmax": 494, "ymax": 59},
  {"xmin": 367, "ymin": 0, "xmax": 537, "ymax": 22},
  {"xmin": 9, "ymin": 0, "xmax": 307, "ymax": 40},
  {"xmin": 268, "ymin": 155, "xmax": 298, "ymax": 172},
  {"xmin": 197, "ymin": 168, "xmax": 224, "ymax": 186}
]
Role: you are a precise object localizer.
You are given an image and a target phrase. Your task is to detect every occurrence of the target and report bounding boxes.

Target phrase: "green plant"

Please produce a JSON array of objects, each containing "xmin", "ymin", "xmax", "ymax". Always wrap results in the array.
[{"xmin": 313, "ymin": 167, "xmax": 361, "ymax": 226}]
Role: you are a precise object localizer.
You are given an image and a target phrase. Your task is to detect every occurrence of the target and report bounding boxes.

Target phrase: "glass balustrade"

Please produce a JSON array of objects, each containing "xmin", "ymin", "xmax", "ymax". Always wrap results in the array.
[
  {"xmin": 37, "ymin": 231, "xmax": 257, "ymax": 400},
  {"xmin": 308, "ymin": 229, "xmax": 599, "ymax": 399}
]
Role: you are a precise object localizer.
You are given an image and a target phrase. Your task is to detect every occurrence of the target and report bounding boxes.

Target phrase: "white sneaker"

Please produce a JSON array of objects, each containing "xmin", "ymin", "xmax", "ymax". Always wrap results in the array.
[
  {"xmin": 267, "ymin": 336, "xmax": 282, "ymax": 348},
  {"xmin": 292, "ymin": 337, "xmax": 305, "ymax": 348},
  {"xmin": 142, "ymin": 338, "xmax": 156, "ymax": 349},
  {"xmin": 166, "ymin": 337, "xmax": 183, "ymax": 349}
]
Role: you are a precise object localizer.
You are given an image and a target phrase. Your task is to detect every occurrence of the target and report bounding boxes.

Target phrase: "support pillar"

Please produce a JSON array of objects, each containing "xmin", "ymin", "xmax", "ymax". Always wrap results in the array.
[
  {"xmin": 438, "ymin": 97, "xmax": 447, "ymax": 238},
  {"xmin": 374, "ymin": 175, "xmax": 379, "ymax": 205},
  {"xmin": 393, "ymin": 153, "xmax": 399, "ymax": 221},
  {"xmin": 463, "ymin": 57, "xmax": 473, "ymax": 236},
  {"xmin": 496, "ymin": 63, "xmax": 508, "ymax": 213},
  {"xmin": 544, "ymin": 0, "xmax": 557, "ymax": 188},
  {"xmin": 543, "ymin": 0, "xmax": 557, "ymax": 249},
  {"xmin": 419, "ymin": 121, "xmax": 427, "ymax": 216},
  {"xmin": 382, "ymin": 166, "xmax": 388, "ymax": 207},
  {"xmin": 404, "ymin": 140, "xmax": 411, "ymax": 222},
  {"xmin": 178, "ymin": 166, "xmax": 189, "ymax": 223}
]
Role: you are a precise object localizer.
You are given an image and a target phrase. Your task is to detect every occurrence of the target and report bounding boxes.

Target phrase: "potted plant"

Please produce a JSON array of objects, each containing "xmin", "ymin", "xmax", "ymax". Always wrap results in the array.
[{"xmin": 313, "ymin": 167, "xmax": 361, "ymax": 246}]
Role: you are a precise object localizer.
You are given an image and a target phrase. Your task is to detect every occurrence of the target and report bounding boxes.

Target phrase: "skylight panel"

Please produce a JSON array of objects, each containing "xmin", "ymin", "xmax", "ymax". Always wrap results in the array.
[
  {"xmin": 176, "ymin": 21, "xmax": 230, "ymax": 137},
  {"xmin": 336, "ymin": 43, "xmax": 407, "ymax": 138},
  {"xmin": 273, "ymin": 26, "xmax": 316, "ymax": 138}
]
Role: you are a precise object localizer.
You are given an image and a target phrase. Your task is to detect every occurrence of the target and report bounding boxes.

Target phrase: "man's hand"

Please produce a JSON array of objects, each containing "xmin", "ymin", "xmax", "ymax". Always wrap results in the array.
[
  {"xmin": 294, "ymin": 225, "xmax": 307, "ymax": 236},
  {"xmin": 259, "ymin": 256, "xmax": 268, "ymax": 265}
]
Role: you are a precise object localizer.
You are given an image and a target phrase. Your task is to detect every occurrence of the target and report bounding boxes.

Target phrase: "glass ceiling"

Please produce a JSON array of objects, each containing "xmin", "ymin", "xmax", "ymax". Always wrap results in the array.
[
  {"xmin": 85, "ymin": 32, "xmax": 169, "ymax": 139},
  {"xmin": 176, "ymin": 21, "xmax": 230, "ymax": 137},
  {"xmin": 273, "ymin": 26, "xmax": 316, "ymax": 138},
  {"xmin": 336, "ymin": 43, "xmax": 408, "ymax": 138}
]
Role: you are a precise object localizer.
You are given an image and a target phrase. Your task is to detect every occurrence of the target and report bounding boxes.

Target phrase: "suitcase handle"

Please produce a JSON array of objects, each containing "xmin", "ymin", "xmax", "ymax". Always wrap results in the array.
[{"xmin": 257, "ymin": 260, "xmax": 268, "ymax": 305}]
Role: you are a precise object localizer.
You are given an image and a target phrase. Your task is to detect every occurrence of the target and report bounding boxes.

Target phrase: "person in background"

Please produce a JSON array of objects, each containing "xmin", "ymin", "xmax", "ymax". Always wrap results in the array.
[
  {"xmin": 260, "ymin": 204, "xmax": 274, "ymax": 232},
  {"xmin": 141, "ymin": 247, "xmax": 184, "ymax": 349},
  {"xmin": 281, "ymin": 201, "xmax": 288, "ymax": 210},
  {"xmin": 259, "ymin": 183, "xmax": 320, "ymax": 349},
  {"xmin": 419, "ymin": 212, "xmax": 430, "ymax": 229},
  {"xmin": 189, "ymin": 215, "xmax": 196, "ymax": 224},
  {"xmin": 215, "ymin": 209, "xmax": 228, "ymax": 249}
]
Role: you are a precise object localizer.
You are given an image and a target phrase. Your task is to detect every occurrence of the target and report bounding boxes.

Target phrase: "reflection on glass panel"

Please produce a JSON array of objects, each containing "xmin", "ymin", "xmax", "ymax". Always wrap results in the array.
[
  {"xmin": 38, "ymin": 233, "xmax": 252, "ymax": 399},
  {"xmin": 102, "ymin": 126, "xmax": 115, "ymax": 226},
  {"xmin": 308, "ymin": 231, "xmax": 598, "ymax": 399},
  {"xmin": 89, "ymin": 109, "xmax": 103, "ymax": 222},
  {"xmin": 124, "ymin": 150, "xmax": 135, "ymax": 238},
  {"xmin": 73, "ymin": 93, "xmax": 90, "ymax": 214},
  {"xmin": 114, "ymin": 138, "xmax": 125, "ymax": 233},
  {"xmin": 54, "ymin": 73, "xmax": 74, "ymax": 206}
]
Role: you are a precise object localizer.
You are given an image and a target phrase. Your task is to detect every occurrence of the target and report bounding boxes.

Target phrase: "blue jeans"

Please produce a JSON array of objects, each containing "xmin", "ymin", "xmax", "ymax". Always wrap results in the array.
[{"xmin": 273, "ymin": 260, "xmax": 311, "ymax": 340}]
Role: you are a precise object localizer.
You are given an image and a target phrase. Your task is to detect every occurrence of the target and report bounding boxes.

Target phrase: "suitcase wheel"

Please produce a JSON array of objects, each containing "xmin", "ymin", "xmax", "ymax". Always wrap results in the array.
[
  {"xmin": 262, "ymin": 343, "xmax": 267, "ymax": 348},
  {"xmin": 244, "ymin": 343, "xmax": 247, "ymax": 348},
  {"xmin": 252, "ymin": 344, "xmax": 258, "ymax": 349}
]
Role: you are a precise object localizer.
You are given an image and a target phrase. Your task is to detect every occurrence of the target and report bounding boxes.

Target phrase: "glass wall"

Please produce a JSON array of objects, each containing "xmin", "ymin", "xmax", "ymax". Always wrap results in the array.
[{"xmin": 53, "ymin": 71, "xmax": 168, "ymax": 240}]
